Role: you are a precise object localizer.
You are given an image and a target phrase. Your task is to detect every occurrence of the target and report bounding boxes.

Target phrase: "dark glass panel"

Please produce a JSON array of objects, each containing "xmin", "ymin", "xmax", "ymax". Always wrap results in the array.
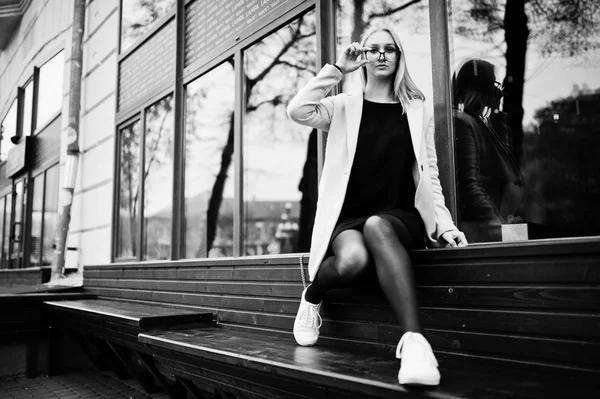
[{"xmin": 449, "ymin": 0, "xmax": 600, "ymax": 242}]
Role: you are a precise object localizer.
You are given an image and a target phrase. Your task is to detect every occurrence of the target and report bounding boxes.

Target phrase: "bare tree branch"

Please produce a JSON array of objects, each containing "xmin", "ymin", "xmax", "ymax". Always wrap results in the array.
[{"xmin": 368, "ymin": 0, "xmax": 422, "ymax": 19}]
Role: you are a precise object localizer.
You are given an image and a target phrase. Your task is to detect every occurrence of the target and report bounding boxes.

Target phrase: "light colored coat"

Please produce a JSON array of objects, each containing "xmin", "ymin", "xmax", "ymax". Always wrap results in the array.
[{"xmin": 287, "ymin": 64, "xmax": 457, "ymax": 281}]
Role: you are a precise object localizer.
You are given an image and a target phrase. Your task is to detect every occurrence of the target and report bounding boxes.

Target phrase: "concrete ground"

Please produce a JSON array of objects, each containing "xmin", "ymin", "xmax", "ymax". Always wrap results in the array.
[{"xmin": 0, "ymin": 371, "xmax": 169, "ymax": 399}]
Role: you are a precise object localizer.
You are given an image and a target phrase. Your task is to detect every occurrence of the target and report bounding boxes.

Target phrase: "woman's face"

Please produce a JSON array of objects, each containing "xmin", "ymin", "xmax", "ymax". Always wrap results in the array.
[{"xmin": 363, "ymin": 31, "xmax": 399, "ymax": 81}]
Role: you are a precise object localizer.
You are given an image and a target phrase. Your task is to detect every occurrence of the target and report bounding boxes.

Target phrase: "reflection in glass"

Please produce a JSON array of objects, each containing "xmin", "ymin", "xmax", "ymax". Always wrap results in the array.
[
  {"xmin": 3, "ymin": 196, "xmax": 10, "ymax": 269},
  {"xmin": 336, "ymin": 0, "xmax": 433, "ymax": 100},
  {"xmin": 37, "ymin": 51, "xmax": 64, "ymax": 129},
  {"xmin": 30, "ymin": 176, "xmax": 44, "ymax": 266},
  {"xmin": 0, "ymin": 197, "xmax": 5, "ymax": 269},
  {"xmin": 243, "ymin": 11, "xmax": 317, "ymax": 255},
  {"xmin": 143, "ymin": 95, "xmax": 174, "ymax": 260},
  {"xmin": 1, "ymin": 99, "xmax": 17, "ymax": 160},
  {"xmin": 23, "ymin": 81, "xmax": 33, "ymax": 136},
  {"xmin": 13, "ymin": 181, "xmax": 25, "ymax": 268},
  {"xmin": 121, "ymin": 0, "xmax": 175, "ymax": 52},
  {"xmin": 42, "ymin": 166, "xmax": 59, "ymax": 265},
  {"xmin": 449, "ymin": 0, "xmax": 600, "ymax": 241},
  {"xmin": 117, "ymin": 121, "xmax": 141, "ymax": 258},
  {"xmin": 185, "ymin": 62, "xmax": 235, "ymax": 258}
]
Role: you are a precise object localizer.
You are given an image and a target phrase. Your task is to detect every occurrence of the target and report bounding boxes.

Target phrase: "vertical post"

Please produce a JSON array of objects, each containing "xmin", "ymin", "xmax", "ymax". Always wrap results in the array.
[
  {"xmin": 316, "ymin": 0, "xmax": 337, "ymax": 181},
  {"xmin": 233, "ymin": 50, "xmax": 244, "ymax": 257},
  {"xmin": 51, "ymin": 0, "xmax": 86, "ymax": 280},
  {"xmin": 429, "ymin": 0, "xmax": 457, "ymax": 221},
  {"xmin": 172, "ymin": 0, "xmax": 186, "ymax": 259}
]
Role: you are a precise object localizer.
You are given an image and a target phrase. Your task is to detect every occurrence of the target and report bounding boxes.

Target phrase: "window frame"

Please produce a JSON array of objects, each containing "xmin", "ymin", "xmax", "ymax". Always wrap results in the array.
[{"xmin": 111, "ymin": 0, "xmax": 600, "ymax": 263}]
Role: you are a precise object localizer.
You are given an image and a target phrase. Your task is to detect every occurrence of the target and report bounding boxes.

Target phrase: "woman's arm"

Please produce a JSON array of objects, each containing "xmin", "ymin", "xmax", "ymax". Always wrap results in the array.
[
  {"xmin": 286, "ymin": 65, "xmax": 343, "ymax": 132},
  {"xmin": 287, "ymin": 43, "xmax": 369, "ymax": 131}
]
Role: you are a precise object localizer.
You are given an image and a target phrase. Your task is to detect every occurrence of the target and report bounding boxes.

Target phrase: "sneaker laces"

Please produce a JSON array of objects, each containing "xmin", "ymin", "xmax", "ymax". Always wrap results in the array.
[{"xmin": 297, "ymin": 302, "xmax": 322, "ymax": 329}]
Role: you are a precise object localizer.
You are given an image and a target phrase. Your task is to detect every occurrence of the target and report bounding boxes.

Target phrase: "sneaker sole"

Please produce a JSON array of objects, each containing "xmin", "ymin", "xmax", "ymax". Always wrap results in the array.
[
  {"xmin": 398, "ymin": 372, "xmax": 440, "ymax": 386},
  {"xmin": 294, "ymin": 335, "xmax": 319, "ymax": 346}
]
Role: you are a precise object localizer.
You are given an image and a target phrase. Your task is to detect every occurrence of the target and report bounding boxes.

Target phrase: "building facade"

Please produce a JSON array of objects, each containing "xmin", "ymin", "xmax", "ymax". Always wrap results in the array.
[{"xmin": 0, "ymin": 0, "xmax": 599, "ymax": 272}]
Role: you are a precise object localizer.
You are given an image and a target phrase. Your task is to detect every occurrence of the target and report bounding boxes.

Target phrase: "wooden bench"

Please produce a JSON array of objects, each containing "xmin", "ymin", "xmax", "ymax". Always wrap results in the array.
[
  {"xmin": 44, "ymin": 298, "xmax": 214, "ymax": 395},
  {"xmin": 79, "ymin": 239, "xmax": 600, "ymax": 398},
  {"xmin": 138, "ymin": 326, "xmax": 599, "ymax": 399},
  {"xmin": 0, "ymin": 288, "xmax": 95, "ymax": 378}
]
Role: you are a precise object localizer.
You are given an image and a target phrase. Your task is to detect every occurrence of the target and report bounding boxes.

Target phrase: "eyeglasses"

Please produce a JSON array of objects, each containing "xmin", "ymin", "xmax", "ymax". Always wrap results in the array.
[{"xmin": 363, "ymin": 47, "xmax": 400, "ymax": 62}]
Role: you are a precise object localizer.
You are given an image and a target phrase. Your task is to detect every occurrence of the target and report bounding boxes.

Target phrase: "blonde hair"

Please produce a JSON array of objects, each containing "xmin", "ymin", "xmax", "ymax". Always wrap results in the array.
[{"xmin": 359, "ymin": 26, "xmax": 425, "ymax": 111}]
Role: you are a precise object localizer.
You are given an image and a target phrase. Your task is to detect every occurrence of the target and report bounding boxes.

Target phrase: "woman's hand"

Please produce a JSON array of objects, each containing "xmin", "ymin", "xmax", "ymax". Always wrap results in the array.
[
  {"xmin": 335, "ymin": 42, "xmax": 371, "ymax": 74},
  {"xmin": 441, "ymin": 230, "xmax": 468, "ymax": 247}
]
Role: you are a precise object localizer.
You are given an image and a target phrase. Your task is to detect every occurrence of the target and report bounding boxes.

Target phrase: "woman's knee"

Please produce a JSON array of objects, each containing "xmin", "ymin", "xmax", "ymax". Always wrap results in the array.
[
  {"xmin": 335, "ymin": 245, "xmax": 370, "ymax": 280},
  {"xmin": 363, "ymin": 215, "xmax": 396, "ymax": 244}
]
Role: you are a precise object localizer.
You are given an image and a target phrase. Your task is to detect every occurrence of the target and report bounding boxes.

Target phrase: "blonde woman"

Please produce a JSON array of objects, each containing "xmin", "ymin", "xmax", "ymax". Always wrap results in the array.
[{"xmin": 287, "ymin": 27, "xmax": 467, "ymax": 386}]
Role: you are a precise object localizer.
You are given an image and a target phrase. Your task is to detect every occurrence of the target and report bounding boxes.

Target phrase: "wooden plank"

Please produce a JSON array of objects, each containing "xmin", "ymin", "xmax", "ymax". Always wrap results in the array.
[
  {"xmin": 83, "ymin": 277, "xmax": 600, "ymax": 311},
  {"xmin": 44, "ymin": 299, "xmax": 212, "ymax": 327},
  {"xmin": 140, "ymin": 327, "xmax": 600, "ymax": 399}
]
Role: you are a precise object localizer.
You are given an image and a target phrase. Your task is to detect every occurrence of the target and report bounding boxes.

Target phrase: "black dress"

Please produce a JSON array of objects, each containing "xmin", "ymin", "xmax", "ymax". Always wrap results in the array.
[{"xmin": 329, "ymin": 99, "xmax": 425, "ymax": 249}]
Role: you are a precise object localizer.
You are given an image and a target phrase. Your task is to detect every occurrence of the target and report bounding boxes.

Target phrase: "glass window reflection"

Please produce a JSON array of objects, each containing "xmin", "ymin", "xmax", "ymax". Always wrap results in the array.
[
  {"xmin": 121, "ymin": 0, "xmax": 176, "ymax": 52},
  {"xmin": 185, "ymin": 62, "xmax": 235, "ymax": 258},
  {"xmin": 143, "ymin": 95, "xmax": 174, "ymax": 261},
  {"xmin": 336, "ymin": 0, "xmax": 433, "ymax": 104},
  {"xmin": 243, "ymin": 10, "xmax": 317, "ymax": 255},
  {"xmin": 449, "ymin": 0, "xmax": 600, "ymax": 243},
  {"xmin": 30, "ymin": 175, "xmax": 44, "ymax": 266},
  {"xmin": 42, "ymin": 166, "xmax": 59, "ymax": 265},
  {"xmin": 37, "ymin": 51, "xmax": 64, "ymax": 129},
  {"xmin": 117, "ymin": 120, "xmax": 141, "ymax": 258}
]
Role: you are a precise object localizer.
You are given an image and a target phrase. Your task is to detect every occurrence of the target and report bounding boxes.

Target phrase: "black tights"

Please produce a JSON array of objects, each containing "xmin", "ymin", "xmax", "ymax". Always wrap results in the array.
[{"xmin": 304, "ymin": 215, "xmax": 422, "ymax": 333}]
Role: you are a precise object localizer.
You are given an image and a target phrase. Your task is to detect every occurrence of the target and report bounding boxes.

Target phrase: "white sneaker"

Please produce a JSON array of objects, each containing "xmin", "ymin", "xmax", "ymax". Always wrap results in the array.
[
  {"xmin": 396, "ymin": 331, "xmax": 440, "ymax": 386},
  {"xmin": 293, "ymin": 287, "xmax": 322, "ymax": 346}
]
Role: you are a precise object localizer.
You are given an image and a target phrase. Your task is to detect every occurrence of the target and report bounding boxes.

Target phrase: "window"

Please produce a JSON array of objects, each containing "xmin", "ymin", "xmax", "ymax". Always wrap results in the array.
[
  {"xmin": 336, "ymin": 0, "xmax": 434, "ymax": 106},
  {"xmin": 30, "ymin": 175, "xmax": 44, "ymax": 266},
  {"xmin": 0, "ymin": 197, "xmax": 5, "ymax": 269},
  {"xmin": 116, "ymin": 120, "xmax": 141, "ymax": 259},
  {"xmin": 42, "ymin": 166, "xmax": 59, "ymax": 265},
  {"xmin": 37, "ymin": 51, "xmax": 64, "ymax": 130},
  {"xmin": 242, "ymin": 11, "xmax": 317, "ymax": 256},
  {"xmin": 143, "ymin": 94, "xmax": 174, "ymax": 260},
  {"xmin": 120, "ymin": 0, "xmax": 176, "ymax": 52},
  {"xmin": 0, "ymin": 99, "xmax": 17, "ymax": 161},
  {"xmin": 448, "ymin": 0, "xmax": 600, "ymax": 243},
  {"xmin": 185, "ymin": 62, "xmax": 235, "ymax": 258}
]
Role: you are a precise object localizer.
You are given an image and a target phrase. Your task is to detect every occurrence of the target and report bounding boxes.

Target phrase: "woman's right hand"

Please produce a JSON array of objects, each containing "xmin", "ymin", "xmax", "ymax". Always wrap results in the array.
[{"xmin": 335, "ymin": 42, "xmax": 371, "ymax": 74}]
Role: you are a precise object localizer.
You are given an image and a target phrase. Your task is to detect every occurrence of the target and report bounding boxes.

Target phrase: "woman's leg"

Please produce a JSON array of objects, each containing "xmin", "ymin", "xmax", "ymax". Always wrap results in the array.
[
  {"xmin": 361, "ymin": 215, "xmax": 422, "ymax": 333},
  {"xmin": 304, "ymin": 229, "xmax": 371, "ymax": 304}
]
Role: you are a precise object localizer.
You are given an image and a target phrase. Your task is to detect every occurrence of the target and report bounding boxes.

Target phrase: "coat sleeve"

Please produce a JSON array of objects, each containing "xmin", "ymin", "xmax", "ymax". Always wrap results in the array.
[
  {"xmin": 286, "ymin": 64, "xmax": 343, "ymax": 132},
  {"xmin": 423, "ymin": 105, "xmax": 459, "ymax": 239},
  {"xmin": 454, "ymin": 115, "xmax": 501, "ymax": 222}
]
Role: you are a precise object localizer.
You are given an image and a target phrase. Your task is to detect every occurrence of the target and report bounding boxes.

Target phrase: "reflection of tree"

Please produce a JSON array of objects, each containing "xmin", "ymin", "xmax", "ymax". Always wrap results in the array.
[
  {"xmin": 518, "ymin": 90, "xmax": 600, "ymax": 238},
  {"xmin": 201, "ymin": 15, "xmax": 316, "ymax": 254},
  {"xmin": 119, "ymin": 96, "xmax": 173, "ymax": 258},
  {"xmin": 454, "ymin": 0, "xmax": 599, "ymax": 162},
  {"xmin": 119, "ymin": 123, "xmax": 140, "ymax": 256},
  {"xmin": 122, "ymin": 0, "xmax": 175, "ymax": 47}
]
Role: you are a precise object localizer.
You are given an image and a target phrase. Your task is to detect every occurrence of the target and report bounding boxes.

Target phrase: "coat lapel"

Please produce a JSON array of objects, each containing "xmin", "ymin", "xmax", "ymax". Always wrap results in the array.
[
  {"xmin": 406, "ymin": 100, "xmax": 423, "ymax": 162},
  {"xmin": 344, "ymin": 91, "xmax": 363, "ymax": 166}
]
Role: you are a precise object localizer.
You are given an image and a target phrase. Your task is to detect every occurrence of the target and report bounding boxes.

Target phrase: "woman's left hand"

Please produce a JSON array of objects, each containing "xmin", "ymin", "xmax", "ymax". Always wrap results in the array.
[{"xmin": 441, "ymin": 230, "xmax": 468, "ymax": 247}]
